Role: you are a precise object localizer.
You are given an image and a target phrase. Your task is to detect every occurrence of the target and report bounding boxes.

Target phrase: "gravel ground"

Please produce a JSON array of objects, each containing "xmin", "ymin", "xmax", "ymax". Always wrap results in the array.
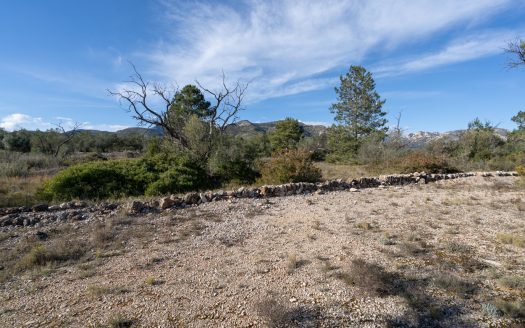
[{"xmin": 0, "ymin": 176, "xmax": 524, "ymax": 327}]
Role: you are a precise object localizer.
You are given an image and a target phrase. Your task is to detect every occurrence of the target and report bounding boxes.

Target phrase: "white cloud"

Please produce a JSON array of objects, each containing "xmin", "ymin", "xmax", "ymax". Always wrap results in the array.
[
  {"xmin": 0, "ymin": 113, "xmax": 129, "ymax": 132},
  {"xmin": 143, "ymin": 0, "xmax": 515, "ymax": 103},
  {"xmin": 0, "ymin": 113, "xmax": 53, "ymax": 131},
  {"xmin": 82, "ymin": 124, "xmax": 130, "ymax": 131},
  {"xmin": 299, "ymin": 120, "xmax": 331, "ymax": 127},
  {"xmin": 374, "ymin": 30, "xmax": 523, "ymax": 77}
]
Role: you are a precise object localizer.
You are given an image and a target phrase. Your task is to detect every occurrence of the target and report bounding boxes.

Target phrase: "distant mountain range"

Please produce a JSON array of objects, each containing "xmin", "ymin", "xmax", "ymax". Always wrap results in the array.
[
  {"xmin": 224, "ymin": 120, "xmax": 327, "ymax": 137},
  {"xmin": 88, "ymin": 120, "xmax": 508, "ymax": 148},
  {"xmin": 401, "ymin": 128, "xmax": 508, "ymax": 148}
]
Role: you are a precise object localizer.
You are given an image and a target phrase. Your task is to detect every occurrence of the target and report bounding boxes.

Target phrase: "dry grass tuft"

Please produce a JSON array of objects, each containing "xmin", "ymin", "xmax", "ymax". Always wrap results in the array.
[
  {"xmin": 354, "ymin": 221, "xmax": 375, "ymax": 230},
  {"xmin": 494, "ymin": 299, "xmax": 525, "ymax": 319},
  {"xmin": 87, "ymin": 285, "xmax": 129, "ymax": 297},
  {"xmin": 16, "ymin": 240, "xmax": 88, "ymax": 272},
  {"xmin": 433, "ymin": 273, "xmax": 476, "ymax": 297},
  {"xmin": 107, "ymin": 314, "xmax": 138, "ymax": 328},
  {"xmin": 497, "ymin": 275, "xmax": 525, "ymax": 293},
  {"xmin": 336, "ymin": 259, "xmax": 396, "ymax": 297},
  {"xmin": 255, "ymin": 297, "xmax": 290, "ymax": 328},
  {"xmin": 445, "ymin": 241, "xmax": 472, "ymax": 254},
  {"xmin": 496, "ymin": 232, "xmax": 525, "ymax": 248}
]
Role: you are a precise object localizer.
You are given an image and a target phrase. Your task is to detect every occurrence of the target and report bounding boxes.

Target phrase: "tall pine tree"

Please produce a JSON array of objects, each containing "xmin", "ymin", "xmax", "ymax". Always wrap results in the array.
[{"xmin": 328, "ymin": 65, "xmax": 387, "ymax": 157}]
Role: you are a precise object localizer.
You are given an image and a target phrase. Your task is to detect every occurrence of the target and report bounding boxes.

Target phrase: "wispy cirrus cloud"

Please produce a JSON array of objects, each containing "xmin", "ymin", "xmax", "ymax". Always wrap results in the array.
[
  {"xmin": 374, "ymin": 30, "xmax": 524, "ymax": 77},
  {"xmin": 143, "ymin": 0, "xmax": 515, "ymax": 103}
]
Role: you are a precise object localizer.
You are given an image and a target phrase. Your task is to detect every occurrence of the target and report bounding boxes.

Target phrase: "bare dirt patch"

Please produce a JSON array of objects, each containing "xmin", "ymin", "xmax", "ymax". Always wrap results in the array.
[{"xmin": 0, "ymin": 176, "xmax": 524, "ymax": 327}]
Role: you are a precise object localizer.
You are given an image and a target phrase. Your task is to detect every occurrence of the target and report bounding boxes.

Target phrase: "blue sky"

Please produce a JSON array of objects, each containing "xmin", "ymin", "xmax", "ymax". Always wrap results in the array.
[{"xmin": 0, "ymin": 0, "xmax": 524, "ymax": 133}]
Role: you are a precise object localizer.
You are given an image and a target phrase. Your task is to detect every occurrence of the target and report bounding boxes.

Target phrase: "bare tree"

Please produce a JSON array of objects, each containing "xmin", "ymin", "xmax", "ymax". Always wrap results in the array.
[
  {"xmin": 196, "ymin": 71, "xmax": 248, "ymax": 136},
  {"xmin": 35, "ymin": 122, "xmax": 82, "ymax": 157},
  {"xmin": 506, "ymin": 39, "xmax": 525, "ymax": 68},
  {"xmin": 388, "ymin": 112, "xmax": 411, "ymax": 150},
  {"xmin": 109, "ymin": 64, "xmax": 248, "ymax": 149}
]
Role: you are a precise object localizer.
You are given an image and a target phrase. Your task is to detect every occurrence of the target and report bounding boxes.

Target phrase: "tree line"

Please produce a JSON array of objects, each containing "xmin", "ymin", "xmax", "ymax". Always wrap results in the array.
[{"xmin": 3, "ymin": 38, "xmax": 525, "ymax": 202}]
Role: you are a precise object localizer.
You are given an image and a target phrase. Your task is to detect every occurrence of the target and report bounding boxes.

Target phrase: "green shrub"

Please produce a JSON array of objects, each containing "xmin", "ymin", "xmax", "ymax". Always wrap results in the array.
[
  {"xmin": 39, "ymin": 159, "xmax": 157, "ymax": 201},
  {"xmin": 39, "ymin": 151, "xmax": 212, "ymax": 200},
  {"xmin": 517, "ymin": 165, "xmax": 525, "ymax": 176},
  {"xmin": 258, "ymin": 149, "xmax": 322, "ymax": 184},
  {"xmin": 399, "ymin": 152, "xmax": 460, "ymax": 174},
  {"xmin": 268, "ymin": 118, "xmax": 304, "ymax": 152},
  {"xmin": 145, "ymin": 161, "xmax": 207, "ymax": 196},
  {"xmin": 208, "ymin": 136, "xmax": 260, "ymax": 184}
]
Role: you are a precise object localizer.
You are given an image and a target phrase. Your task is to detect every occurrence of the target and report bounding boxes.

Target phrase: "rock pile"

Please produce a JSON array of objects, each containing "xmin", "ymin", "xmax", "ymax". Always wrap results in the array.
[{"xmin": 0, "ymin": 202, "xmax": 118, "ymax": 229}]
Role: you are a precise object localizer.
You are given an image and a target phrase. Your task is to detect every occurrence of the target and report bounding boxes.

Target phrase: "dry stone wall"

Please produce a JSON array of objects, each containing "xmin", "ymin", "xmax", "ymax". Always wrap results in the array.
[
  {"xmin": 0, "ymin": 171, "xmax": 519, "ymax": 229},
  {"xmin": 157, "ymin": 171, "xmax": 518, "ymax": 209}
]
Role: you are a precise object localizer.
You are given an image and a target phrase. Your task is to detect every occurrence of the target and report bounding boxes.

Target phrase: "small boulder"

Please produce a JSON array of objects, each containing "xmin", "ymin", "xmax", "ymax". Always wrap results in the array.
[
  {"xmin": 183, "ymin": 192, "xmax": 200, "ymax": 205},
  {"xmin": 159, "ymin": 197, "xmax": 175, "ymax": 210},
  {"xmin": 127, "ymin": 200, "xmax": 145, "ymax": 214},
  {"xmin": 32, "ymin": 204, "xmax": 48, "ymax": 212},
  {"xmin": 35, "ymin": 231, "xmax": 48, "ymax": 240}
]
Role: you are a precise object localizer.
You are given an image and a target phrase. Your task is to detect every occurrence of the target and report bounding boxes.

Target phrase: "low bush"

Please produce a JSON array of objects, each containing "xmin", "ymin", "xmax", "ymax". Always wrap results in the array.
[
  {"xmin": 38, "ymin": 159, "xmax": 156, "ymax": 201},
  {"xmin": 517, "ymin": 165, "xmax": 525, "ymax": 176},
  {"xmin": 258, "ymin": 149, "xmax": 322, "ymax": 184},
  {"xmin": 39, "ymin": 152, "xmax": 211, "ymax": 201},
  {"xmin": 145, "ymin": 161, "xmax": 208, "ymax": 196},
  {"xmin": 399, "ymin": 152, "xmax": 460, "ymax": 174},
  {"xmin": 207, "ymin": 136, "xmax": 261, "ymax": 184}
]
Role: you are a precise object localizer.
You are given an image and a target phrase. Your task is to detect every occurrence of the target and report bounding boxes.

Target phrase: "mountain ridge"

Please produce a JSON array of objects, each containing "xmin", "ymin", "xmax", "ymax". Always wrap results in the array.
[{"xmin": 86, "ymin": 120, "xmax": 508, "ymax": 148}]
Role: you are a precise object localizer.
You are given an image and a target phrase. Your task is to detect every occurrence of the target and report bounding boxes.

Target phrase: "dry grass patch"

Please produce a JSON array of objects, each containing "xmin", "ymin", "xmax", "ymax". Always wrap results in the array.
[
  {"xmin": 496, "ymin": 232, "xmax": 525, "ymax": 248},
  {"xmin": 315, "ymin": 162, "xmax": 375, "ymax": 180},
  {"xmin": 433, "ymin": 273, "xmax": 476, "ymax": 297},
  {"xmin": 16, "ymin": 239, "xmax": 88, "ymax": 272},
  {"xmin": 255, "ymin": 297, "xmax": 290, "ymax": 328},
  {"xmin": 354, "ymin": 221, "xmax": 376, "ymax": 230},
  {"xmin": 493, "ymin": 299, "xmax": 525, "ymax": 319},
  {"xmin": 107, "ymin": 314, "xmax": 138, "ymax": 328},
  {"xmin": 87, "ymin": 285, "xmax": 129, "ymax": 297},
  {"xmin": 445, "ymin": 241, "xmax": 472, "ymax": 254},
  {"xmin": 0, "ymin": 174, "xmax": 52, "ymax": 207},
  {"xmin": 145, "ymin": 276, "xmax": 163, "ymax": 286},
  {"xmin": 497, "ymin": 275, "xmax": 525, "ymax": 294},
  {"xmin": 336, "ymin": 259, "xmax": 396, "ymax": 297}
]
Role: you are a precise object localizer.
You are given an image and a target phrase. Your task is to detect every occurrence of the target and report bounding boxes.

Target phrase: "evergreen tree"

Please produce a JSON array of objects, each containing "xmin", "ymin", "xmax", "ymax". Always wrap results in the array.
[
  {"xmin": 328, "ymin": 65, "xmax": 387, "ymax": 157},
  {"xmin": 268, "ymin": 118, "xmax": 304, "ymax": 152}
]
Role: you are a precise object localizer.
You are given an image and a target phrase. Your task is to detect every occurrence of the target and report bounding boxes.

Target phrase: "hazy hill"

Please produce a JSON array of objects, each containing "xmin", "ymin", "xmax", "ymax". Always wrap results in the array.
[
  {"xmin": 402, "ymin": 128, "xmax": 508, "ymax": 148},
  {"xmin": 78, "ymin": 121, "xmax": 508, "ymax": 148},
  {"xmin": 224, "ymin": 120, "xmax": 327, "ymax": 137}
]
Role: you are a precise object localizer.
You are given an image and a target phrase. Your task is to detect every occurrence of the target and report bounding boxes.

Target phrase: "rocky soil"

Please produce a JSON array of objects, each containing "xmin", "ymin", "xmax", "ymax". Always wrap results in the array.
[{"xmin": 0, "ymin": 175, "xmax": 524, "ymax": 327}]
